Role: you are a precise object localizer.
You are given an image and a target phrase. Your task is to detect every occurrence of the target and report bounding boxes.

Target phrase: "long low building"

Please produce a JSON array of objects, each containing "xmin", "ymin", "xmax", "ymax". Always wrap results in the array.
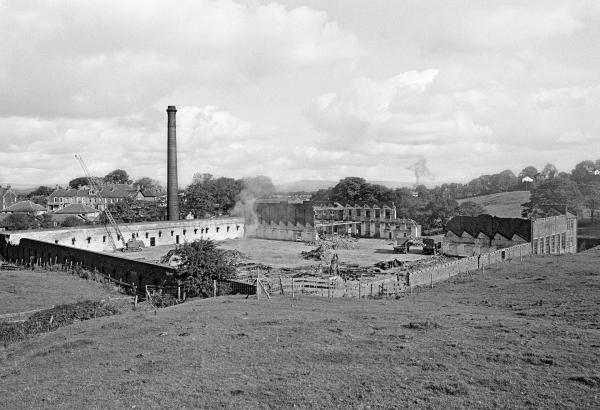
[
  {"xmin": 1, "ymin": 217, "xmax": 245, "ymax": 253},
  {"xmin": 443, "ymin": 213, "xmax": 577, "ymax": 256}
]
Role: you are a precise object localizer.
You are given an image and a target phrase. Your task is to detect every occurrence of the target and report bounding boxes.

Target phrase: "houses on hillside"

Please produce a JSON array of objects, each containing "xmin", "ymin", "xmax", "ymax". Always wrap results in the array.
[{"xmin": 47, "ymin": 185, "xmax": 162, "ymax": 212}]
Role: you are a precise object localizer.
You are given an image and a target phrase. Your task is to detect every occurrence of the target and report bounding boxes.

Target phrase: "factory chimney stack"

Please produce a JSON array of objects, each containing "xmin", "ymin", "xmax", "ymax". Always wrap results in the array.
[{"xmin": 167, "ymin": 106, "xmax": 179, "ymax": 221}]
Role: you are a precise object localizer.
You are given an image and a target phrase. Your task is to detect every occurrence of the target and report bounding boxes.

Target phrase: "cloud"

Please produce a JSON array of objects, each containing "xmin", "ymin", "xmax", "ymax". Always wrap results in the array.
[
  {"xmin": 0, "ymin": 0, "xmax": 362, "ymax": 118},
  {"xmin": 306, "ymin": 70, "xmax": 494, "ymax": 151}
]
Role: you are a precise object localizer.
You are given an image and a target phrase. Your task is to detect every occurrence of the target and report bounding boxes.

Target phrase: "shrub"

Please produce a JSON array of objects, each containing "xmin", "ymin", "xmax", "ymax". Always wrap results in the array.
[{"xmin": 161, "ymin": 239, "xmax": 237, "ymax": 298}]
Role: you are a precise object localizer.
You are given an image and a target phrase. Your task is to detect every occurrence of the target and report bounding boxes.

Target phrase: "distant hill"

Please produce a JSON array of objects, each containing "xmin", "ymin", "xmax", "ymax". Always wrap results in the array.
[
  {"xmin": 275, "ymin": 180, "xmax": 337, "ymax": 193},
  {"xmin": 276, "ymin": 179, "xmax": 414, "ymax": 193},
  {"xmin": 458, "ymin": 191, "xmax": 530, "ymax": 218}
]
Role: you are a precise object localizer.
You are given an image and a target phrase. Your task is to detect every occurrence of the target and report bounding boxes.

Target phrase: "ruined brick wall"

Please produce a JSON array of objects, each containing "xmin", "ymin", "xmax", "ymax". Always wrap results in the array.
[
  {"xmin": 254, "ymin": 202, "xmax": 316, "ymax": 241},
  {"xmin": 255, "ymin": 202, "xmax": 314, "ymax": 227}
]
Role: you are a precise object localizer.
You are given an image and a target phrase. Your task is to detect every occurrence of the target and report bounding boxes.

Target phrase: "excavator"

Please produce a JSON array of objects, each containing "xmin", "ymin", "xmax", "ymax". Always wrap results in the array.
[{"xmin": 74, "ymin": 154, "xmax": 144, "ymax": 252}]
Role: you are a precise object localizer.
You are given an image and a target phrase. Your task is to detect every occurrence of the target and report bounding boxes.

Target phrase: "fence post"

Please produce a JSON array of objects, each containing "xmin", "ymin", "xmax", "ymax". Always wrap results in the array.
[
  {"xmin": 256, "ymin": 272, "xmax": 260, "ymax": 300},
  {"xmin": 178, "ymin": 286, "xmax": 181, "ymax": 301},
  {"xmin": 370, "ymin": 283, "xmax": 373, "ymax": 297},
  {"xmin": 279, "ymin": 277, "xmax": 284, "ymax": 295},
  {"xmin": 430, "ymin": 271, "xmax": 433, "ymax": 288},
  {"xmin": 213, "ymin": 280, "xmax": 217, "ymax": 298},
  {"xmin": 291, "ymin": 278, "xmax": 295, "ymax": 298},
  {"xmin": 358, "ymin": 283, "xmax": 361, "ymax": 299},
  {"xmin": 520, "ymin": 247, "xmax": 522, "ymax": 262}
]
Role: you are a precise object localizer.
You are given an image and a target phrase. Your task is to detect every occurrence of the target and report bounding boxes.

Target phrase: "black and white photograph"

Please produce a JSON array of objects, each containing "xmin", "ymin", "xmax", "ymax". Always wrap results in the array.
[{"xmin": 1, "ymin": 0, "xmax": 599, "ymax": 408}]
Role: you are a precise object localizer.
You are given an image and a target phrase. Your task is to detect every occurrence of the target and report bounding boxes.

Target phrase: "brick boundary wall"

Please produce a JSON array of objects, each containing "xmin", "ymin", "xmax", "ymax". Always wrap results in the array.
[{"xmin": 0, "ymin": 237, "xmax": 176, "ymax": 291}]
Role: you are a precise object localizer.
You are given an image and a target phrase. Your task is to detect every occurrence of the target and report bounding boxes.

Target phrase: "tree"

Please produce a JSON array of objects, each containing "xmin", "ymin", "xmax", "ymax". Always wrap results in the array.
[
  {"xmin": 457, "ymin": 201, "xmax": 487, "ymax": 216},
  {"xmin": 490, "ymin": 170, "xmax": 517, "ymax": 192},
  {"xmin": 424, "ymin": 196, "xmax": 458, "ymax": 230},
  {"xmin": 61, "ymin": 216, "xmax": 85, "ymax": 227},
  {"xmin": 522, "ymin": 178, "xmax": 584, "ymax": 217},
  {"xmin": 580, "ymin": 181, "xmax": 600, "ymax": 222},
  {"xmin": 541, "ymin": 163, "xmax": 558, "ymax": 180},
  {"xmin": 182, "ymin": 176, "xmax": 242, "ymax": 218},
  {"xmin": 570, "ymin": 160, "xmax": 597, "ymax": 184},
  {"xmin": 69, "ymin": 176, "xmax": 93, "ymax": 189},
  {"xmin": 330, "ymin": 177, "xmax": 368, "ymax": 203},
  {"xmin": 28, "ymin": 186, "xmax": 54, "ymax": 197},
  {"xmin": 104, "ymin": 169, "xmax": 132, "ymax": 185},
  {"xmin": 133, "ymin": 177, "xmax": 165, "ymax": 194},
  {"xmin": 160, "ymin": 240, "xmax": 237, "ymax": 298},
  {"xmin": 0, "ymin": 214, "xmax": 40, "ymax": 230},
  {"xmin": 181, "ymin": 182, "xmax": 216, "ymax": 218},
  {"xmin": 518, "ymin": 166, "xmax": 538, "ymax": 180},
  {"xmin": 39, "ymin": 214, "xmax": 54, "ymax": 229},
  {"xmin": 105, "ymin": 198, "xmax": 165, "ymax": 223}
]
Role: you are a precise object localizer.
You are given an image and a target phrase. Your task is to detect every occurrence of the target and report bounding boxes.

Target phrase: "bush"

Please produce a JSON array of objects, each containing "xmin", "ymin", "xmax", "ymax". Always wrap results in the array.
[{"xmin": 161, "ymin": 239, "xmax": 237, "ymax": 298}]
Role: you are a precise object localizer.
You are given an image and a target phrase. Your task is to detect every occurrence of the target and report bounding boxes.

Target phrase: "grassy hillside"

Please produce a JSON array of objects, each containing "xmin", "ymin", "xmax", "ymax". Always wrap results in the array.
[
  {"xmin": 1, "ymin": 248, "xmax": 599, "ymax": 408},
  {"xmin": 458, "ymin": 191, "xmax": 530, "ymax": 218},
  {"xmin": 0, "ymin": 269, "xmax": 120, "ymax": 315}
]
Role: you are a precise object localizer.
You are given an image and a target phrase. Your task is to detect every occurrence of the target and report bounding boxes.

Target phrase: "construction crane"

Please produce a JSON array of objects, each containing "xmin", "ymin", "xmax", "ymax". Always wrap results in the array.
[{"xmin": 74, "ymin": 154, "xmax": 131, "ymax": 251}]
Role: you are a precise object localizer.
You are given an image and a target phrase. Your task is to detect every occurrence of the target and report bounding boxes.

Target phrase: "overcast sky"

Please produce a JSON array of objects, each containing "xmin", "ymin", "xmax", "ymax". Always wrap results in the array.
[{"xmin": 1, "ymin": 0, "xmax": 599, "ymax": 188}]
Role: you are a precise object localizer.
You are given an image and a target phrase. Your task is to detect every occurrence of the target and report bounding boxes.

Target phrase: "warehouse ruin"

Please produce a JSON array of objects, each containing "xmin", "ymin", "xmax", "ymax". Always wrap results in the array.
[{"xmin": 254, "ymin": 201, "xmax": 421, "ymax": 242}]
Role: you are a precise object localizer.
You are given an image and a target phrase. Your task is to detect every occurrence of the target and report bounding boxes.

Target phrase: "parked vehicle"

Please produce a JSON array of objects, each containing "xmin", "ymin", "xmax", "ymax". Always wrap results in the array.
[
  {"xmin": 422, "ymin": 235, "xmax": 443, "ymax": 255},
  {"xmin": 393, "ymin": 237, "xmax": 412, "ymax": 254}
]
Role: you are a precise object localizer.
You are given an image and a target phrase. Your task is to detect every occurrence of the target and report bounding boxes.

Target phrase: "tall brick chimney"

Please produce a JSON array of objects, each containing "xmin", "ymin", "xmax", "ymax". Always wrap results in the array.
[{"xmin": 167, "ymin": 105, "xmax": 179, "ymax": 220}]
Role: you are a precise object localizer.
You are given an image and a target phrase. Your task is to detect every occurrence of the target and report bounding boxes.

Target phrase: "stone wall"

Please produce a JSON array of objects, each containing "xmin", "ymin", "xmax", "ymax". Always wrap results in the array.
[{"xmin": 2, "ymin": 217, "xmax": 244, "ymax": 252}]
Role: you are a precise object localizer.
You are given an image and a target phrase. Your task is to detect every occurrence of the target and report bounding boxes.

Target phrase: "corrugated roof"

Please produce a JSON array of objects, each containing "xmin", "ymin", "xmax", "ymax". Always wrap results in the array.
[{"xmin": 446, "ymin": 215, "xmax": 531, "ymax": 242}]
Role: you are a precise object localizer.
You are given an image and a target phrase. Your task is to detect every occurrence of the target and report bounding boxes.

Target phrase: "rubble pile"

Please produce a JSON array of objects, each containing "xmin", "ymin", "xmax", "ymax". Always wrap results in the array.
[
  {"xmin": 307, "ymin": 234, "xmax": 359, "ymax": 250},
  {"xmin": 302, "ymin": 234, "xmax": 359, "ymax": 261},
  {"xmin": 300, "ymin": 243, "xmax": 334, "ymax": 261}
]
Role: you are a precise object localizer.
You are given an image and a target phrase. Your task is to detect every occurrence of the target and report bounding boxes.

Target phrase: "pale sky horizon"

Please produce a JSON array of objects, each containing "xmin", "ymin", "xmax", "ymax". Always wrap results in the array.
[{"xmin": 1, "ymin": 0, "xmax": 599, "ymax": 189}]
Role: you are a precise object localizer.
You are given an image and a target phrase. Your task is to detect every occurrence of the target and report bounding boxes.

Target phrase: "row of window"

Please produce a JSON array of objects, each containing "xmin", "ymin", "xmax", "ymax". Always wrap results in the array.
[
  {"xmin": 315, "ymin": 209, "xmax": 394, "ymax": 219},
  {"xmin": 532, "ymin": 233, "xmax": 569, "ymax": 254},
  {"xmin": 63, "ymin": 225, "xmax": 242, "ymax": 245},
  {"xmin": 53, "ymin": 197, "xmax": 123, "ymax": 204}
]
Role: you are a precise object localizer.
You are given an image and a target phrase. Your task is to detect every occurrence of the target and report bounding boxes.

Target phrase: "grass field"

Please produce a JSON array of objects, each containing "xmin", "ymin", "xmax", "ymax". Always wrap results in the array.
[
  {"xmin": 0, "ymin": 269, "xmax": 121, "ymax": 315},
  {"xmin": 1, "ymin": 247, "xmax": 598, "ymax": 408},
  {"xmin": 458, "ymin": 191, "xmax": 530, "ymax": 218}
]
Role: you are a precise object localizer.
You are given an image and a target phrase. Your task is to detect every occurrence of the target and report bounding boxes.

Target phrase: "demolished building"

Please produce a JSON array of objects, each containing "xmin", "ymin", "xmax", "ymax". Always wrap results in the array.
[{"xmin": 254, "ymin": 201, "xmax": 421, "ymax": 241}]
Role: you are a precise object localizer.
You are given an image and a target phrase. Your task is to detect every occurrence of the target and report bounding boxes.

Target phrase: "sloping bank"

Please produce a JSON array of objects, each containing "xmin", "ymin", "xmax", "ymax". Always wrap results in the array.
[{"xmin": 0, "ymin": 300, "xmax": 119, "ymax": 347}]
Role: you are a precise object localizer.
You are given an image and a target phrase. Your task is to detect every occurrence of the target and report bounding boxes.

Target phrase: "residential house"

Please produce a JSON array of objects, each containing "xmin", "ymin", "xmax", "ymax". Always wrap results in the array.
[
  {"xmin": 47, "ymin": 184, "xmax": 142, "ymax": 212},
  {"xmin": 1, "ymin": 200, "xmax": 47, "ymax": 216}
]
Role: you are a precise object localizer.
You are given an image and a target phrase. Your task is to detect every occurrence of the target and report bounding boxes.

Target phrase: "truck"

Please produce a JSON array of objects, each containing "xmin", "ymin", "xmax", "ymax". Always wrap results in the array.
[
  {"xmin": 393, "ymin": 237, "xmax": 412, "ymax": 254},
  {"xmin": 422, "ymin": 235, "xmax": 443, "ymax": 255}
]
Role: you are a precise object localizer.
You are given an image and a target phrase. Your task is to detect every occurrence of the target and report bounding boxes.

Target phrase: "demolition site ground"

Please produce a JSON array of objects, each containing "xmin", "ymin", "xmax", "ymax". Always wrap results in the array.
[
  {"xmin": 117, "ymin": 237, "xmax": 430, "ymax": 270},
  {"xmin": 1, "ymin": 247, "xmax": 599, "ymax": 408}
]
